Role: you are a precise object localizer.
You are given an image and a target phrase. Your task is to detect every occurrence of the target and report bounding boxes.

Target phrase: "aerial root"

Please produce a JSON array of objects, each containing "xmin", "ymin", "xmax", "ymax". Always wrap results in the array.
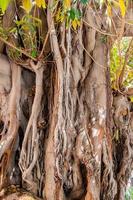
[
  {"xmin": 19, "ymin": 61, "xmax": 44, "ymax": 190},
  {"xmin": 0, "ymin": 63, "xmax": 21, "ymax": 189}
]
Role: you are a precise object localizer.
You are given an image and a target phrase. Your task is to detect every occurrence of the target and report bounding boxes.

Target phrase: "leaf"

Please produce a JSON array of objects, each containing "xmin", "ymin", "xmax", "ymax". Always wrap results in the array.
[
  {"xmin": 74, "ymin": 9, "xmax": 81, "ymax": 19},
  {"xmin": 119, "ymin": 0, "xmax": 126, "ymax": 17},
  {"xmin": 68, "ymin": 8, "xmax": 81, "ymax": 20},
  {"xmin": 60, "ymin": 14, "xmax": 65, "ymax": 22},
  {"xmin": 41, "ymin": 0, "xmax": 46, "ymax": 8},
  {"xmin": 56, "ymin": 8, "xmax": 61, "ymax": 21},
  {"xmin": 72, "ymin": 19, "xmax": 77, "ymax": 30},
  {"xmin": 9, "ymin": 27, "xmax": 17, "ymax": 33},
  {"xmin": 69, "ymin": 8, "xmax": 75, "ymax": 20},
  {"xmin": 72, "ymin": 19, "xmax": 80, "ymax": 30},
  {"xmin": 0, "ymin": 0, "xmax": 11, "ymax": 13},
  {"xmin": 31, "ymin": 50, "xmax": 37, "ymax": 58},
  {"xmin": 22, "ymin": 0, "xmax": 32, "ymax": 13},
  {"xmin": 64, "ymin": 0, "xmax": 71, "ymax": 9},
  {"xmin": 55, "ymin": 8, "xmax": 64, "ymax": 22},
  {"xmin": 35, "ymin": 0, "xmax": 46, "ymax": 8},
  {"xmin": 80, "ymin": 0, "xmax": 88, "ymax": 5},
  {"xmin": 107, "ymin": 4, "xmax": 112, "ymax": 17}
]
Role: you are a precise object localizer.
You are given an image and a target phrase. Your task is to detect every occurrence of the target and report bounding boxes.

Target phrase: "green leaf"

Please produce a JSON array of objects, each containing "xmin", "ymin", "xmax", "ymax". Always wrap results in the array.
[
  {"xmin": 68, "ymin": 8, "xmax": 81, "ymax": 20},
  {"xmin": 31, "ymin": 50, "xmax": 37, "ymax": 58},
  {"xmin": 9, "ymin": 27, "xmax": 17, "ymax": 33},
  {"xmin": 0, "ymin": 0, "xmax": 11, "ymax": 13},
  {"xmin": 68, "ymin": 8, "xmax": 76, "ymax": 20},
  {"xmin": 75, "ymin": 9, "xmax": 81, "ymax": 19},
  {"xmin": 80, "ymin": 0, "xmax": 89, "ymax": 5}
]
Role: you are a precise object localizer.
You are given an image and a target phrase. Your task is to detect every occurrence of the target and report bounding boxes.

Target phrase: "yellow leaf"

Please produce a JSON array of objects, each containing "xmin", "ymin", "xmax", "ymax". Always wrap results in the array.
[
  {"xmin": 22, "ymin": 0, "xmax": 32, "ymax": 13},
  {"xmin": 64, "ymin": 0, "xmax": 71, "ymax": 9},
  {"xmin": 72, "ymin": 19, "xmax": 80, "ymax": 30},
  {"xmin": 56, "ymin": 8, "xmax": 61, "ymax": 21},
  {"xmin": 35, "ymin": 0, "xmax": 41, "ymax": 7},
  {"xmin": 55, "ymin": 8, "xmax": 65, "ymax": 22},
  {"xmin": 60, "ymin": 14, "xmax": 65, "ymax": 22},
  {"xmin": 119, "ymin": 0, "xmax": 126, "ymax": 17},
  {"xmin": 35, "ymin": 0, "xmax": 46, "ymax": 8},
  {"xmin": 41, "ymin": 0, "xmax": 46, "ymax": 9},
  {"xmin": 76, "ymin": 19, "xmax": 80, "ymax": 26},
  {"xmin": 107, "ymin": 4, "xmax": 112, "ymax": 17}
]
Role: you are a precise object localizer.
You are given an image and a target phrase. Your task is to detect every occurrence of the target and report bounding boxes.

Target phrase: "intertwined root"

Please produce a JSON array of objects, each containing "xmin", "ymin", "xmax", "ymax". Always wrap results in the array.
[
  {"xmin": 0, "ymin": 62, "xmax": 21, "ymax": 189},
  {"xmin": 19, "ymin": 62, "xmax": 44, "ymax": 192},
  {"xmin": 0, "ymin": 59, "xmax": 45, "ymax": 195}
]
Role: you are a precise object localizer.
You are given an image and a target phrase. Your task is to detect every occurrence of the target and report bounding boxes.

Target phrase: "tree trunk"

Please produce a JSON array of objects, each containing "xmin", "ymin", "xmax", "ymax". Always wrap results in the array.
[{"xmin": 0, "ymin": 1, "xmax": 132, "ymax": 200}]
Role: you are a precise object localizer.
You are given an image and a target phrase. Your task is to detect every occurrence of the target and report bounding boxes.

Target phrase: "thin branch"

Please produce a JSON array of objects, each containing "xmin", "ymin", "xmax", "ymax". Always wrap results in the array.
[
  {"xmin": 81, "ymin": 43, "xmax": 106, "ymax": 69},
  {"xmin": 83, "ymin": 19, "xmax": 117, "ymax": 37},
  {"xmin": 38, "ymin": 4, "xmax": 59, "ymax": 59},
  {"xmin": 38, "ymin": 30, "xmax": 50, "ymax": 59}
]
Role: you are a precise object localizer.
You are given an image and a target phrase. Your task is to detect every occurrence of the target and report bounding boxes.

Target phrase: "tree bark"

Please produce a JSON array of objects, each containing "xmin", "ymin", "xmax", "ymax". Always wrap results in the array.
[{"xmin": 0, "ymin": 1, "xmax": 132, "ymax": 200}]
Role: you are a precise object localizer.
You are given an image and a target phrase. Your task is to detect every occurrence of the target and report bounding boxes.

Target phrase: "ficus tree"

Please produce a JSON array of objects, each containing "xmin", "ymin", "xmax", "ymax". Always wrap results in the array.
[{"xmin": 0, "ymin": 0, "xmax": 132, "ymax": 200}]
